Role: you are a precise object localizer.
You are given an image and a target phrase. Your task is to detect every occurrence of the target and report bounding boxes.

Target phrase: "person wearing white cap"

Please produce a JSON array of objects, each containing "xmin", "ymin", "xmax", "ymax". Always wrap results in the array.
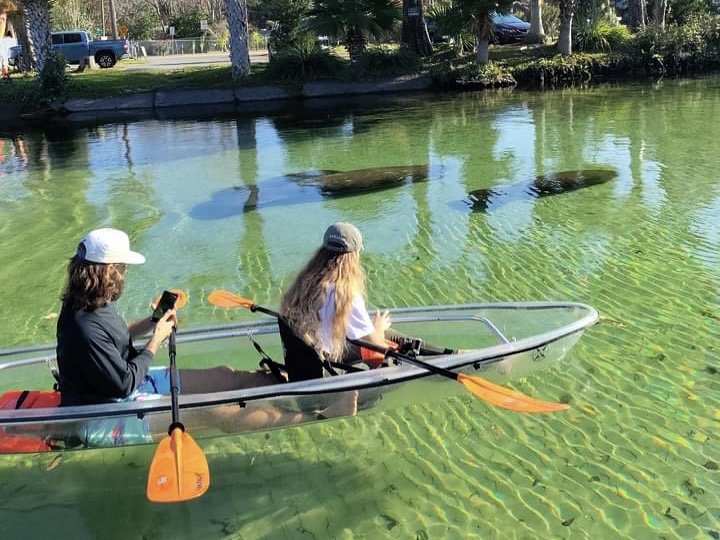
[
  {"xmin": 56, "ymin": 228, "xmax": 355, "ymax": 445},
  {"xmin": 56, "ymin": 227, "xmax": 283, "ymax": 408}
]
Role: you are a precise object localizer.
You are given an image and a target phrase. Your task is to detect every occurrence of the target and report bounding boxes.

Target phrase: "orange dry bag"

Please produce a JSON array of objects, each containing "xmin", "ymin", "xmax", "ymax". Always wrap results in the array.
[{"xmin": 0, "ymin": 390, "xmax": 62, "ymax": 453}]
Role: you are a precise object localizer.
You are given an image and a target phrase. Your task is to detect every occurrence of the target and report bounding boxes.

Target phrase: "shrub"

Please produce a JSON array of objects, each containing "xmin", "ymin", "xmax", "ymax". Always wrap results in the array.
[
  {"xmin": 574, "ymin": 20, "xmax": 632, "ymax": 52},
  {"xmin": 169, "ymin": 10, "xmax": 210, "ymax": 39},
  {"xmin": 512, "ymin": 55, "xmax": 596, "ymax": 87},
  {"xmin": 344, "ymin": 47, "xmax": 422, "ymax": 79},
  {"xmin": 628, "ymin": 15, "xmax": 720, "ymax": 54},
  {"xmin": 38, "ymin": 50, "xmax": 68, "ymax": 101},
  {"xmin": 263, "ymin": 48, "xmax": 346, "ymax": 82},
  {"xmin": 216, "ymin": 26, "xmax": 230, "ymax": 51},
  {"xmin": 430, "ymin": 59, "xmax": 515, "ymax": 89}
]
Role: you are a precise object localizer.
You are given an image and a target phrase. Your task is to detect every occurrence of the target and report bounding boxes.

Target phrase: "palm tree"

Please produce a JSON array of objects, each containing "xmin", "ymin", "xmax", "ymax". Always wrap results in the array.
[
  {"xmin": 524, "ymin": 0, "xmax": 546, "ymax": 44},
  {"xmin": 226, "ymin": 0, "xmax": 251, "ymax": 78},
  {"xmin": 557, "ymin": 0, "xmax": 576, "ymax": 55},
  {"xmin": 401, "ymin": 0, "xmax": 433, "ymax": 56},
  {"xmin": 307, "ymin": 0, "xmax": 402, "ymax": 60},
  {"xmin": 453, "ymin": 0, "xmax": 515, "ymax": 63},
  {"xmin": 266, "ymin": 0, "xmax": 313, "ymax": 58},
  {"xmin": 18, "ymin": 0, "xmax": 53, "ymax": 72}
]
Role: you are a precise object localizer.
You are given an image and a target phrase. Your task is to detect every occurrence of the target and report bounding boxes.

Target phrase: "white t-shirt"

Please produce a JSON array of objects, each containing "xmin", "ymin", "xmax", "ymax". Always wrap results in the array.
[
  {"xmin": 0, "ymin": 37, "xmax": 17, "ymax": 62},
  {"xmin": 318, "ymin": 285, "xmax": 375, "ymax": 354}
]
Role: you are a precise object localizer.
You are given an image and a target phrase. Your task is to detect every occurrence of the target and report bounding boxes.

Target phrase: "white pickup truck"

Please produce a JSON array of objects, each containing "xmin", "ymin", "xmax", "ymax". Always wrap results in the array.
[{"xmin": 9, "ymin": 30, "xmax": 130, "ymax": 69}]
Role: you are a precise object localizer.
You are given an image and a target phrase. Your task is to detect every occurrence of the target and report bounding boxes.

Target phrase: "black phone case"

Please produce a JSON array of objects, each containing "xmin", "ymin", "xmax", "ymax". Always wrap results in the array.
[{"xmin": 151, "ymin": 291, "xmax": 178, "ymax": 321}]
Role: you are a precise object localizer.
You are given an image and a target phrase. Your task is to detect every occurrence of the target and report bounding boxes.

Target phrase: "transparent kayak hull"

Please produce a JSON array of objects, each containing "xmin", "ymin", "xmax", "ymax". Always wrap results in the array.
[{"xmin": 0, "ymin": 302, "xmax": 598, "ymax": 454}]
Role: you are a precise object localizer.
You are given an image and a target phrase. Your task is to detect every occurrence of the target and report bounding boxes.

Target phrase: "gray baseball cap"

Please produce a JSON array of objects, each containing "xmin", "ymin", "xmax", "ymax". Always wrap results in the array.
[{"xmin": 322, "ymin": 222, "xmax": 363, "ymax": 253}]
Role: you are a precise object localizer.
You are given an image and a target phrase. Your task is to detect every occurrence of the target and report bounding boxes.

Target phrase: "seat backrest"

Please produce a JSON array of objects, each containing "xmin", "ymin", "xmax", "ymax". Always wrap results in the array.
[{"xmin": 277, "ymin": 317, "xmax": 325, "ymax": 382}]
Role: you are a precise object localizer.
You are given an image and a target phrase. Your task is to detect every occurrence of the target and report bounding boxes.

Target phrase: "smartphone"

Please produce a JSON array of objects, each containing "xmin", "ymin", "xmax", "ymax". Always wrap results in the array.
[{"xmin": 151, "ymin": 290, "xmax": 178, "ymax": 322}]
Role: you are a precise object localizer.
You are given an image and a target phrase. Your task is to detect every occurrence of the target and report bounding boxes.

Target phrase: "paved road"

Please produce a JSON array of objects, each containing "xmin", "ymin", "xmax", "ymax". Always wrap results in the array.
[{"xmin": 125, "ymin": 50, "xmax": 268, "ymax": 70}]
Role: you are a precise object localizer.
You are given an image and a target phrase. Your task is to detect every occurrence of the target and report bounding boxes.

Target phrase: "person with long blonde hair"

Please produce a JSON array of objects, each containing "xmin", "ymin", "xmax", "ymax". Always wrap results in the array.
[
  {"xmin": 281, "ymin": 222, "xmax": 390, "ymax": 365},
  {"xmin": 281, "ymin": 222, "xmax": 390, "ymax": 372},
  {"xmin": 281, "ymin": 222, "xmax": 456, "ymax": 384}
]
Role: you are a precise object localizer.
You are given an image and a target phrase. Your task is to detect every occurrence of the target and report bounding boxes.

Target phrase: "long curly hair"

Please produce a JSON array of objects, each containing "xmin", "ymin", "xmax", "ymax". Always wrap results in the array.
[
  {"xmin": 61, "ymin": 257, "xmax": 126, "ymax": 311},
  {"xmin": 281, "ymin": 247, "xmax": 365, "ymax": 361}
]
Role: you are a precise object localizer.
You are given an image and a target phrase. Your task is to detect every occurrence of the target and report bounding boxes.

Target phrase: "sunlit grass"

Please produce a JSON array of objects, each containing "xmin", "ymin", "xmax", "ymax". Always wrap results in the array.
[{"xmin": 0, "ymin": 63, "xmax": 271, "ymax": 102}]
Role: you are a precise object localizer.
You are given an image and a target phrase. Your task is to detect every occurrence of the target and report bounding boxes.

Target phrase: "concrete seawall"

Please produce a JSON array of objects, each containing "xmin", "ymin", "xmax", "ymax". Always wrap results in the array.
[{"xmin": 52, "ymin": 75, "xmax": 432, "ymax": 115}]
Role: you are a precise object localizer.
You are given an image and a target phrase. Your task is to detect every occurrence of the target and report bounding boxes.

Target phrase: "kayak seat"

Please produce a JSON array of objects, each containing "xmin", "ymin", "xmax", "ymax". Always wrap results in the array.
[{"xmin": 277, "ymin": 317, "xmax": 366, "ymax": 382}]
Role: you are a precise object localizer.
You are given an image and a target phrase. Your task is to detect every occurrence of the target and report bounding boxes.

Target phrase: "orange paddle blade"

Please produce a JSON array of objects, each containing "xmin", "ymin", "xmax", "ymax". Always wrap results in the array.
[
  {"xmin": 151, "ymin": 289, "xmax": 189, "ymax": 310},
  {"xmin": 147, "ymin": 427, "xmax": 210, "ymax": 503},
  {"xmin": 457, "ymin": 373, "xmax": 570, "ymax": 413},
  {"xmin": 207, "ymin": 290, "xmax": 254, "ymax": 309}
]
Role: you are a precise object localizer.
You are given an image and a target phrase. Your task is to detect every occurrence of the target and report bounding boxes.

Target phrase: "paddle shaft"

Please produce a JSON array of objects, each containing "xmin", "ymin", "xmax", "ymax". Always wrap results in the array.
[
  {"xmin": 249, "ymin": 304, "xmax": 279, "ymax": 318},
  {"xmin": 349, "ymin": 338, "xmax": 459, "ymax": 381},
  {"xmin": 168, "ymin": 327, "xmax": 181, "ymax": 430}
]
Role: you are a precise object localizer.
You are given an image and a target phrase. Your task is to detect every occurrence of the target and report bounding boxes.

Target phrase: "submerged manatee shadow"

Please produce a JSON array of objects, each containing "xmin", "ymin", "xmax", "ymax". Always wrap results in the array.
[
  {"xmin": 465, "ymin": 169, "xmax": 618, "ymax": 213},
  {"xmin": 190, "ymin": 165, "xmax": 429, "ymax": 220}
]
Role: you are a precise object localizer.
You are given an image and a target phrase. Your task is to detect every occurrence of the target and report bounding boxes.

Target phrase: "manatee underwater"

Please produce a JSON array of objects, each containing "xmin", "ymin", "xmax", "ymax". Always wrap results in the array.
[
  {"xmin": 190, "ymin": 165, "xmax": 429, "ymax": 220},
  {"xmin": 466, "ymin": 169, "xmax": 618, "ymax": 212}
]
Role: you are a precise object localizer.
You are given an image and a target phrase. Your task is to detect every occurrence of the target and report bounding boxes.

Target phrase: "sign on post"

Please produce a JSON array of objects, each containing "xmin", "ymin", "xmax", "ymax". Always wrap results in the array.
[
  {"xmin": 200, "ymin": 20, "xmax": 209, "ymax": 31},
  {"xmin": 169, "ymin": 26, "xmax": 175, "ymax": 36}
]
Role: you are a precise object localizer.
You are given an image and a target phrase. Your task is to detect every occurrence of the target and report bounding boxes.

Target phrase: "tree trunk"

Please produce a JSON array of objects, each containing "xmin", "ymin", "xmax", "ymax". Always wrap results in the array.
[
  {"xmin": 653, "ymin": 0, "xmax": 666, "ymax": 29},
  {"xmin": 524, "ymin": 0, "xmax": 546, "ymax": 44},
  {"xmin": 10, "ymin": 10, "xmax": 31, "ymax": 71},
  {"xmin": 628, "ymin": 0, "xmax": 646, "ymax": 30},
  {"xmin": 226, "ymin": 0, "xmax": 250, "ymax": 79},
  {"xmin": 108, "ymin": 0, "xmax": 119, "ymax": 39},
  {"xmin": 401, "ymin": 0, "xmax": 433, "ymax": 57},
  {"xmin": 475, "ymin": 36, "xmax": 489, "ymax": 63},
  {"xmin": 346, "ymin": 28, "xmax": 367, "ymax": 60},
  {"xmin": 557, "ymin": 0, "xmax": 574, "ymax": 56},
  {"xmin": 21, "ymin": 0, "xmax": 52, "ymax": 73}
]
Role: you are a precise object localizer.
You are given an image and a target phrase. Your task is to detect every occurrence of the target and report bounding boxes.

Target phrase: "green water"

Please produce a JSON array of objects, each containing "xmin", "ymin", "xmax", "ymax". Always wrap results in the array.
[{"xmin": 1, "ymin": 76, "xmax": 720, "ymax": 539}]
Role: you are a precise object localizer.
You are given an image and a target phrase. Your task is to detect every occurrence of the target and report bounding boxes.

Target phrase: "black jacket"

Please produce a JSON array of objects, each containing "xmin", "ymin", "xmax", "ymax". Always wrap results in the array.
[{"xmin": 56, "ymin": 302, "xmax": 153, "ymax": 405}]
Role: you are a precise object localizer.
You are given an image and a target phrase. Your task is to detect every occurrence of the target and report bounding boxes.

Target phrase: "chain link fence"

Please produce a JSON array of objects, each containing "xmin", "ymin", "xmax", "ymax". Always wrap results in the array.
[{"xmin": 129, "ymin": 35, "xmax": 268, "ymax": 58}]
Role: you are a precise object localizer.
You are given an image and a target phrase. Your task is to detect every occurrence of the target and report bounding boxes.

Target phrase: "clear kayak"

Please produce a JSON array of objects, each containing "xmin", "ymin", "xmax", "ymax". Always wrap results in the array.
[{"xmin": 0, "ymin": 302, "xmax": 598, "ymax": 454}]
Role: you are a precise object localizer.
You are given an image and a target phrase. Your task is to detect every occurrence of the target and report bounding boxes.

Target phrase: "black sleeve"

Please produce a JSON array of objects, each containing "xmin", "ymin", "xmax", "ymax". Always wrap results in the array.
[{"xmin": 85, "ymin": 319, "xmax": 154, "ymax": 398}]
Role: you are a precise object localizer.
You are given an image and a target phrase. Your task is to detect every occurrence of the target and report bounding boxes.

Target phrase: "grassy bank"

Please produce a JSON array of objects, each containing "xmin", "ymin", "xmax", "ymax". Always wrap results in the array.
[
  {"xmin": 2, "ymin": 20, "xmax": 720, "ymax": 110},
  {"xmin": 0, "ymin": 62, "xmax": 271, "ymax": 103},
  {"xmin": 0, "ymin": 44, "xmax": 594, "ymax": 106}
]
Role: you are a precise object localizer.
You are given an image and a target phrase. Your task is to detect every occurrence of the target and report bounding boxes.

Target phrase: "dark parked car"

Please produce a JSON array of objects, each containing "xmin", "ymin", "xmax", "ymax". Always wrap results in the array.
[
  {"xmin": 491, "ymin": 13, "xmax": 531, "ymax": 44},
  {"xmin": 427, "ymin": 14, "xmax": 531, "ymax": 46}
]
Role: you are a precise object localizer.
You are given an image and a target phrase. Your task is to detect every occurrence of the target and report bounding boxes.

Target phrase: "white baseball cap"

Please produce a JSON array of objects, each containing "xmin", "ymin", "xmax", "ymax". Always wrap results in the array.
[{"xmin": 76, "ymin": 228, "xmax": 146, "ymax": 265}]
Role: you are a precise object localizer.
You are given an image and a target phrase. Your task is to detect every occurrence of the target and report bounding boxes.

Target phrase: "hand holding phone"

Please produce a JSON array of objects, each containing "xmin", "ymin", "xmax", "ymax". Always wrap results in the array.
[{"xmin": 151, "ymin": 290, "xmax": 178, "ymax": 322}]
